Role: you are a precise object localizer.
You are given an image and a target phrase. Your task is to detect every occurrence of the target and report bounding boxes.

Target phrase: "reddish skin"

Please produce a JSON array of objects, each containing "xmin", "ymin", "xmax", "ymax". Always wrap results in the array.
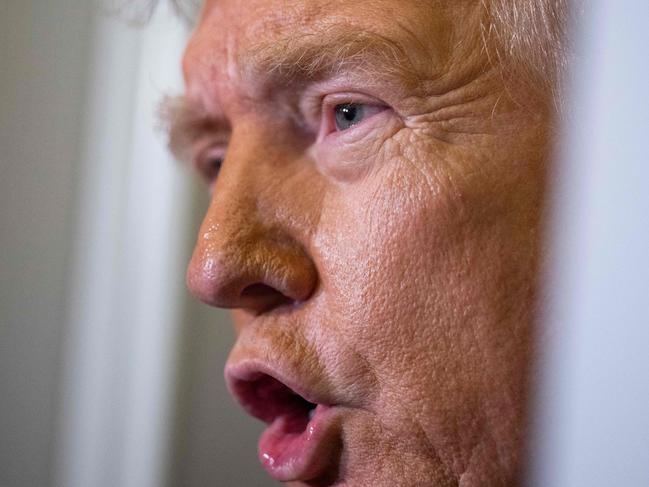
[{"xmin": 183, "ymin": 0, "xmax": 551, "ymax": 485}]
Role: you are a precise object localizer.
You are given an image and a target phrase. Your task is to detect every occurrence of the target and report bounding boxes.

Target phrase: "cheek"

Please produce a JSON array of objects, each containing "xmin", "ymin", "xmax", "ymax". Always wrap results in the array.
[
  {"xmin": 313, "ymin": 132, "xmax": 543, "ymax": 416},
  {"xmin": 313, "ymin": 115, "xmax": 403, "ymax": 182},
  {"xmin": 309, "ymin": 146, "xmax": 487, "ymax": 475},
  {"xmin": 314, "ymin": 143, "xmax": 469, "ymax": 379}
]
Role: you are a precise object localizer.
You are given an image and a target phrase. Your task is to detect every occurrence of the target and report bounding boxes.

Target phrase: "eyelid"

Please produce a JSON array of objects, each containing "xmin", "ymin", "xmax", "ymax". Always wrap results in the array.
[
  {"xmin": 320, "ymin": 92, "xmax": 387, "ymax": 115},
  {"xmin": 317, "ymin": 92, "xmax": 389, "ymax": 140},
  {"xmin": 195, "ymin": 145, "xmax": 225, "ymax": 167},
  {"xmin": 189, "ymin": 132, "xmax": 229, "ymax": 162},
  {"xmin": 191, "ymin": 140, "xmax": 228, "ymax": 184}
]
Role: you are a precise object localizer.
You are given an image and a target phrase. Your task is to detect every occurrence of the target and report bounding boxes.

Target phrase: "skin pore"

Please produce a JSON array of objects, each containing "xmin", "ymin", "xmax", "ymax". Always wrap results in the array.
[{"xmin": 176, "ymin": 0, "xmax": 552, "ymax": 485}]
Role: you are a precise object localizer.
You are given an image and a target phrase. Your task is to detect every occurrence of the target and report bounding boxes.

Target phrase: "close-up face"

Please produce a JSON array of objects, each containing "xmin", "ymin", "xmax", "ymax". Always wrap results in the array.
[{"xmin": 180, "ymin": 0, "xmax": 552, "ymax": 485}]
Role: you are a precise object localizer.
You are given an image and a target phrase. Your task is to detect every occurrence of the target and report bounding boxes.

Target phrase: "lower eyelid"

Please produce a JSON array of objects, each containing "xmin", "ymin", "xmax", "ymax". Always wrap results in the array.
[
  {"xmin": 313, "ymin": 110, "xmax": 403, "ymax": 182},
  {"xmin": 318, "ymin": 104, "xmax": 383, "ymax": 142},
  {"xmin": 325, "ymin": 106, "xmax": 392, "ymax": 142}
]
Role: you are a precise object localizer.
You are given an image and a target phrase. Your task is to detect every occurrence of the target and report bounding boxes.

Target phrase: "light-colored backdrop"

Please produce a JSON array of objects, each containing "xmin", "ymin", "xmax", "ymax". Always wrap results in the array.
[{"xmin": 1, "ymin": 1, "xmax": 275, "ymax": 486}]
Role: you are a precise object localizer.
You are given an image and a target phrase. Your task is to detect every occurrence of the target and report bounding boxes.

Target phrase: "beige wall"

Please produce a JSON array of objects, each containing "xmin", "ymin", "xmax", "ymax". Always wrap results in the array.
[
  {"xmin": 0, "ymin": 1, "xmax": 92, "ymax": 485},
  {"xmin": 0, "ymin": 2, "xmax": 276, "ymax": 486}
]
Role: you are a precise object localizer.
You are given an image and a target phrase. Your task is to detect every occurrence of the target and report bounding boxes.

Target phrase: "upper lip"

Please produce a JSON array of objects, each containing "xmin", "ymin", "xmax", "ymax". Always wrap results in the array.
[{"xmin": 225, "ymin": 359, "xmax": 335, "ymax": 423}]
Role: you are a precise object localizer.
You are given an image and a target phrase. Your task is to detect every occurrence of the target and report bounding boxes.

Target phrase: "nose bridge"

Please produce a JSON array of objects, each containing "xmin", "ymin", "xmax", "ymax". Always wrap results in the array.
[
  {"xmin": 186, "ymin": 125, "xmax": 319, "ymax": 312},
  {"xmin": 206, "ymin": 118, "xmax": 319, "ymax": 238},
  {"xmin": 203, "ymin": 122, "xmax": 293, "ymax": 240}
]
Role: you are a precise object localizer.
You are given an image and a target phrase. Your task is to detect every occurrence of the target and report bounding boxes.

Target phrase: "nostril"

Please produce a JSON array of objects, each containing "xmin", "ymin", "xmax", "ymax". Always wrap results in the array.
[
  {"xmin": 187, "ymin": 220, "xmax": 318, "ymax": 312},
  {"xmin": 240, "ymin": 283, "xmax": 279, "ymax": 299},
  {"xmin": 240, "ymin": 283, "xmax": 291, "ymax": 312}
]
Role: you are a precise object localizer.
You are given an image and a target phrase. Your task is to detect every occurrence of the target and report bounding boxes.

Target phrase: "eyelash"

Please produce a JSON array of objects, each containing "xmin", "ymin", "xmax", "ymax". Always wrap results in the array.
[
  {"xmin": 191, "ymin": 94, "xmax": 390, "ymax": 185},
  {"xmin": 194, "ymin": 147, "xmax": 226, "ymax": 185},
  {"xmin": 317, "ymin": 94, "xmax": 389, "ymax": 139}
]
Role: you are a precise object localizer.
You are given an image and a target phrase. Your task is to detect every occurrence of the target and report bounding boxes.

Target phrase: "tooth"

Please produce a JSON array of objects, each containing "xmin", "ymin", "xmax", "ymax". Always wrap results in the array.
[{"xmin": 308, "ymin": 408, "xmax": 316, "ymax": 421}]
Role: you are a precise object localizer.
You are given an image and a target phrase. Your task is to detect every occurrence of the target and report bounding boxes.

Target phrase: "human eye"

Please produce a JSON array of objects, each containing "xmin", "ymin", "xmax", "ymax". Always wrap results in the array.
[
  {"xmin": 333, "ymin": 103, "xmax": 380, "ymax": 131},
  {"xmin": 193, "ymin": 145, "xmax": 226, "ymax": 186},
  {"xmin": 319, "ymin": 94, "xmax": 389, "ymax": 137}
]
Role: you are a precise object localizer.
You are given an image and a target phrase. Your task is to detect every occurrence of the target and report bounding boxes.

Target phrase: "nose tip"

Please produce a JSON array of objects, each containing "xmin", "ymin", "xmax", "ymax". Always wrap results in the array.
[{"xmin": 186, "ymin": 226, "xmax": 318, "ymax": 314}]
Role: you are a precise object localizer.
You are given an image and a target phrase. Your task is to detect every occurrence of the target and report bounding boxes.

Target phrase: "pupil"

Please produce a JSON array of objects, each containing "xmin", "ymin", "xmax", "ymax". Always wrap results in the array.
[
  {"xmin": 342, "ymin": 105, "xmax": 357, "ymax": 121},
  {"xmin": 335, "ymin": 103, "xmax": 364, "ymax": 130}
]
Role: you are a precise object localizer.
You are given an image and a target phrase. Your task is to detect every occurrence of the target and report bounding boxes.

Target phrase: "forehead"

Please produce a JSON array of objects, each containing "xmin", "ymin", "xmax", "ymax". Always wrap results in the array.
[
  {"xmin": 184, "ymin": 0, "xmax": 483, "ymax": 107},
  {"xmin": 195, "ymin": 0, "xmax": 429, "ymax": 43}
]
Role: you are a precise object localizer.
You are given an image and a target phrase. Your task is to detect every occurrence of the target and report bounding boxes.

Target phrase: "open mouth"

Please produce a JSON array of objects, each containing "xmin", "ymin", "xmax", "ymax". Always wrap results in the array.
[
  {"xmin": 227, "ymin": 368, "xmax": 341, "ymax": 482},
  {"xmin": 234, "ymin": 373, "xmax": 318, "ymax": 427}
]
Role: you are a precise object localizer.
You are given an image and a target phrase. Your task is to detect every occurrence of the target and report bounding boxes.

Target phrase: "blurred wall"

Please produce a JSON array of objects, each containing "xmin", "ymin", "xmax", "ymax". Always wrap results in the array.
[
  {"xmin": 530, "ymin": 1, "xmax": 649, "ymax": 485},
  {"xmin": 1, "ymin": 2, "xmax": 275, "ymax": 486},
  {"xmin": 0, "ymin": 1, "xmax": 93, "ymax": 486}
]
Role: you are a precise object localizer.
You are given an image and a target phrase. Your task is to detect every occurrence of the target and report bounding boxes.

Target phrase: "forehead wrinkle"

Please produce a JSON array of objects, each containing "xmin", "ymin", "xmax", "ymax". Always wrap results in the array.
[{"xmin": 240, "ymin": 23, "xmax": 424, "ymax": 89}]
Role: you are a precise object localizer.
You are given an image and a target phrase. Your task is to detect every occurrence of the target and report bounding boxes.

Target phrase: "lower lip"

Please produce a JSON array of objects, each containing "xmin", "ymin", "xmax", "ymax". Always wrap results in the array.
[{"xmin": 258, "ymin": 404, "xmax": 340, "ymax": 482}]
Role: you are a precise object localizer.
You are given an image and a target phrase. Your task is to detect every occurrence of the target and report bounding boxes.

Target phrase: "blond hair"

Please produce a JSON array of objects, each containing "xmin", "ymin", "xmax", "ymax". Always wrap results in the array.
[{"xmin": 485, "ymin": 0, "xmax": 572, "ymax": 108}]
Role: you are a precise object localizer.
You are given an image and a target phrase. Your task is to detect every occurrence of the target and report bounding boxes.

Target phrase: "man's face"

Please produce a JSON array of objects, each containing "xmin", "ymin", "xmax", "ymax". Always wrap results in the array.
[{"xmin": 182, "ymin": 0, "xmax": 550, "ymax": 485}]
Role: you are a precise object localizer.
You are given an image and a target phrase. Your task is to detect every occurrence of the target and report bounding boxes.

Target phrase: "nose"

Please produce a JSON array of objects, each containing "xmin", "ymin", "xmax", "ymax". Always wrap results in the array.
[{"xmin": 186, "ymin": 135, "xmax": 318, "ymax": 315}]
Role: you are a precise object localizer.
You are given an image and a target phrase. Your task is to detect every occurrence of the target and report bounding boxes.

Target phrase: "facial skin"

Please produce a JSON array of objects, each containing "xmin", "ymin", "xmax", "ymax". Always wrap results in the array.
[{"xmin": 179, "ymin": 0, "xmax": 551, "ymax": 485}]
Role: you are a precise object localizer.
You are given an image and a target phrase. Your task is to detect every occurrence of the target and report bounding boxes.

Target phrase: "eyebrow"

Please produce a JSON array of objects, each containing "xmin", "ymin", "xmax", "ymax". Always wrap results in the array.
[
  {"xmin": 162, "ymin": 24, "xmax": 425, "ymax": 160},
  {"xmin": 159, "ymin": 94, "xmax": 223, "ymax": 163},
  {"xmin": 244, "ymin": 25, "xmax": 422, "ymax": 85}
]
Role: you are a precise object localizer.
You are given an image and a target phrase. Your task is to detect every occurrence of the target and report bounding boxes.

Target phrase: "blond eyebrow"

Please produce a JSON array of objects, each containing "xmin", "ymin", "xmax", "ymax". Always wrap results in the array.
[
  {"xmin": 161, "ymin": 25, "xmax": 425, "ymax": 159},
  {"xmin": 158, "ymin": 94, "xmax": 222, "ymax": 163},
  {"xmin": 243, "ymin": 24, "xmax": 423, "ymax": 88}
]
